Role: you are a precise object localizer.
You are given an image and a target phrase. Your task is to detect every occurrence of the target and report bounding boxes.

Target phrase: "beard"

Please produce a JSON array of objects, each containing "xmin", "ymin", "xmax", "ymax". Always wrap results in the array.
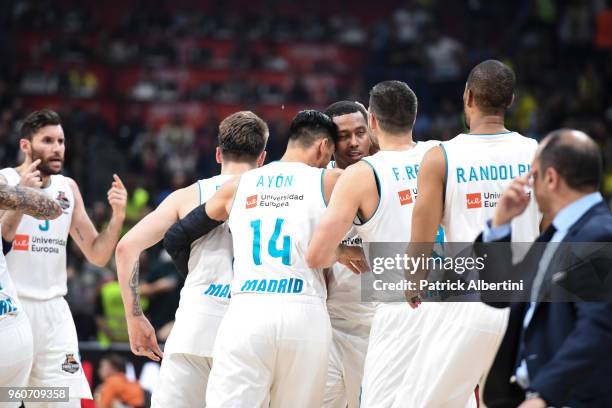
[{"xmin": 31, "ymin": 148, "xmax": 63, "ymax": 176}]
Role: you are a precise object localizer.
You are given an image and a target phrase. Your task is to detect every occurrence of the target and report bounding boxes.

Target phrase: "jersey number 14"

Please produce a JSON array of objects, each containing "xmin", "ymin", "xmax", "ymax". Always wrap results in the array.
[{"xmin": 250, "ymin": 218, "xmax": 291, "ymax": 266}]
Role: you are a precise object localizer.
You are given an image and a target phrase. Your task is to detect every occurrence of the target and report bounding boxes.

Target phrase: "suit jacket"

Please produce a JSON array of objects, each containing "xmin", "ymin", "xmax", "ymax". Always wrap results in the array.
[{"xmin": 479, "ymin": 201, "xmax": 612, "ymax": 408}]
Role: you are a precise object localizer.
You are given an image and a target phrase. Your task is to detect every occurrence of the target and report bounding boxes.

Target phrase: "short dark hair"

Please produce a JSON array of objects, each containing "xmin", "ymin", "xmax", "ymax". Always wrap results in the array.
[
  {"xmin": 539, "ymin": 129, "xmax": 602, "ymax": 191},
  {"xmin": 466, "ymin": 60, "xmax": 515, "ymax": 115},
  {"xmin": 20, "ymin": 109, "xmax": 61, "ymax": 140},
  {"xmin": 325, "ymin": 101, "xmax": 368, "ymax": 123},
  {"xmin": 218, "ymin": 111, "xmax": 268, "ymax": 162},
  {"xmin": 369, "ymin": 81, "xmax": 417, "ymax": 134},
  {"xmin": 101, "ymin": 353, "xmax": 126, "ymax": 373},
  {"xmin": 288, "ymin": 110, "xmax": 338, "ymax": 147}
]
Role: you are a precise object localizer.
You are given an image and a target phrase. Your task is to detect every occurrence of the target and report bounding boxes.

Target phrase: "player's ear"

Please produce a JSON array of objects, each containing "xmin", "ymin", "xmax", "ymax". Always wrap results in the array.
[
  {"xmin": 368, "ymin": 111, "xmax": 377, "ymax": 132},
  {"xmin": 215, "ymin": 147, "xmax": 222, "ymax": 164},
  {"xmin": 19, "ymin": 138, "xmax": 32, "ymax": 158},
  {"xmin": 319, "ymin": 138, "xmax": 330, "ymax": 156},
  {"xmin": 463, "ymin": 83, "xmax": 473, "ymax": 107},
  {"xmin": 257, "ymin": 151, "xmax": 267, "ymax": 167},
  {"xmin": 508, "ymin": 92, "xmax": 516, "ymax": 109}
]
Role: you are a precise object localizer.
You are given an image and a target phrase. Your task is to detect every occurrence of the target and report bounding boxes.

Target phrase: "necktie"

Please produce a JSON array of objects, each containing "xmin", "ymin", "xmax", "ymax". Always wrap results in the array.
[{"xmin": 530, "ymin": 225, "xmax": 558, "ymax": 302}]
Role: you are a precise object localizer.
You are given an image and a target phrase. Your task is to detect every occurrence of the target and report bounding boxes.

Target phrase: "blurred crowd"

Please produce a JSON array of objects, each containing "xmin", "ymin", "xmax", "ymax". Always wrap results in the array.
[{"xmin": 0, "ymin": 0, "xmax": 611, "ymax": 344}]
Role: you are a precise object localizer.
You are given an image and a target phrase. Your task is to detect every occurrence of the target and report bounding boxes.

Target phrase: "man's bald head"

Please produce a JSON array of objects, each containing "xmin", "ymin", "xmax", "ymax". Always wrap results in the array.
[
  {"xmin": 466, "ymin": 60, "xmax": 515, "ymax": 115},
  {"xmin": 538, "ymin": 129, "xmax": 602, "ymax": 192}
]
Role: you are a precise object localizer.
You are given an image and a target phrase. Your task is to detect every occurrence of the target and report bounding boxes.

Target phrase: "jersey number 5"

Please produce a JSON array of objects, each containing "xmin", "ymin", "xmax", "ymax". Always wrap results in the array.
[{"xmin": 250, "ymin": 218, "xmax": 291, "ymax": 266}]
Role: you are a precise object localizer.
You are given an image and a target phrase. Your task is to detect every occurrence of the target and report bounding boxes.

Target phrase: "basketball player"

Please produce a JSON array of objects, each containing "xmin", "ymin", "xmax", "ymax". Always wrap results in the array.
[
  {"xmin": 115, "ymin": 111, "xmax": 268, "ymax": 407},
  {"xmin": 322, "ymin": 101, "xmax": 374, "ymax": 408},
  {"xmin": 0, "ymin": 183, "xmax": 61, "ymax": 407},
  {"xmin": 163, "ymin": 110, "xmax": 364, "ymax": 407},
  {"xmin": 398, "ymin": 60, "xmax": 540, "ymax": 407},
  {"xmin": 307, "ymin": 81, "xmax": 440, "ymax": 407},
  {"xmin": 0, "ymin": 109, "xmax": 128, "ymax": 406}
]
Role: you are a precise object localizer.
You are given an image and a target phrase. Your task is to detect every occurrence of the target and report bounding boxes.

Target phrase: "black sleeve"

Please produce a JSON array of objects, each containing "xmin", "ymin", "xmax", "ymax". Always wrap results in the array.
[
  {"xmin": 163, "ymin": 203, "xmax": 223, "ymax": 277},
  {"xmin": 2, "ymin": 239, "xmax": 12, "ymax": 255}
]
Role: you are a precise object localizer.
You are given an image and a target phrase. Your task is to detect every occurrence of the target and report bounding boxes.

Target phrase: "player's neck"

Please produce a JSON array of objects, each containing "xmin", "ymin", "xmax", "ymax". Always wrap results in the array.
[
  {"xmin": 467, "ymin": 115, "xmax": 509, "ymax": 135},
  {"xmin": 220, "ymin": 161, "xmax": 256, "ymax": 175},
  {"xmin": 377, "ymin": 132, "xmax": 416, "ymax": 151},
  {"xmin": 280, "ymin": 150, "xmax": 310, "ymax": 165}
]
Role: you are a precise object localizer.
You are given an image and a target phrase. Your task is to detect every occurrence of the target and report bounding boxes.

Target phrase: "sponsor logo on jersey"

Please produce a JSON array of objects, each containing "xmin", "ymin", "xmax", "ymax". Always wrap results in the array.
[
  {"xmin": 398, "ymin": 189, "xmax": 413, "ymax": 205},
  {"xmin": 258, "ymin": 193, "xmax": 304, "ymax": 208},
  {"xmin": 56, "ymin": 191, "xmax": 70, "ymax": 211},
  {"xmin": 61, "ymin": 353, "xmax": 80, "ymax": 374},
  {"xmin": 466, "ymin": 193, "xmax": 482, "ymax": 209},
  {"xmin": 14, "ymin": 235, "xmax": 67, "ymax": 254},
  {"xmin": 466, "ymin": 192, "xmax": 512, "ymax": 209},
  {"xmin": 246, "ymin": 195, "xmax": 258, "ymax": 209},
  {"xmin": 13, "ymin": 234, "xmax": 29, "ymax": 251},
  {"xmin": 240, "ymin": 278, "xmax": 304, "ymax": 294}
]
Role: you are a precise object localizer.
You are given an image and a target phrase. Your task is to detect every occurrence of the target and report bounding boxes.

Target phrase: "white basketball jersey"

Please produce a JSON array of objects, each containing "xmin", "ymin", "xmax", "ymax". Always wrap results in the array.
[
  {"xmin": 326, "ymin": 226, "xmax": 375, "ymax": 325},
  {"xmin": 229, "ymin": 161, "xmax": 327, "ymax": 299},
  {"xmin": 441, "ymin": 132, "xmax": 540, "ymax": 242},
  {"xmin": 0, "ymin": 168, "xmax": 74, "ymax": 300},
  {"xmin": 182, "ymin": 174, "xmax": 234, "ymax": 314},
  {"xmin": 0, "ymin": 225, "xmax": 24, "ymax": 326},
  {"xmin": 354, "ymin": 141, "xmax": 439, "ymax": 243},
  {"xmin": 325, "ymin": 161, "xmax": 374, "ymax": 325}
]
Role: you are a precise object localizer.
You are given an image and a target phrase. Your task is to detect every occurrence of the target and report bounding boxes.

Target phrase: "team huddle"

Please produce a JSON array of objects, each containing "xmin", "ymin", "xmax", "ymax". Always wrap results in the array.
[{"xmin": 1, "ymin": 59, "xmax": 541, "ymax": 407}]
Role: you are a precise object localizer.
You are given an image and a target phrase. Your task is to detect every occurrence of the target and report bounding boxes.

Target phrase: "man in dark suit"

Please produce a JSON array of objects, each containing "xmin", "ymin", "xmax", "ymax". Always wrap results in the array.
[{"xmin": 481, "ymin": 129, "xmax": 612, "ymax": 408}]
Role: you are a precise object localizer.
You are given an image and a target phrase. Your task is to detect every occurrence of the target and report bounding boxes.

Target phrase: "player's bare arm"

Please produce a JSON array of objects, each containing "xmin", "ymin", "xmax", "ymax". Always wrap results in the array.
[
  {"xmin": 68, "ymin": 174, "xmax": 127, "ymax": 267},
  {"xmin": 116, "ymin": 182, "xmax": 200, "ymax": 296},
  {"xmin": 307, "ymin": 163, "xmax": 376, "ymax": 270},
  {"xmin": 405, "ymin": 146, "xmax": 445, "ymax": 305},
  {"xmin": 206, "ymin": 175, "xmax": 241, "ymax": 221},
  {"xmin": 0, "ymin": 159, "xmax": 46, "ymax": 240},
  {"xmin": 0, "ymin": 182, "xmax": 62, "ymax": 220},
  {"xmin": 116, "ymin": 183, "xmax": 199, "ymax": 360},
  {"xmin": 411, "ymin": 146, "xmax": 446, "ymax": 243}
]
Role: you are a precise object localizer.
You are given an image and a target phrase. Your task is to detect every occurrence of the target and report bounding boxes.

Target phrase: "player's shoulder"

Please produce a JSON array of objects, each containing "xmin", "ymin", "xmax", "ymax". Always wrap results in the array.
[
  {"xmin": 515, "ymin": 133, "xmax": 538, "ymax": 148},
  {"xmin": 0, "ymin": 166, "xmax": 14, "ymax": 180},
  {"xmin": 345, "ymin": 159, "xmax": 375, "ymax": 176},
  {"xmin": 418, "ymin": 144, "xmax": 448, "ymax": 177},
  {"xmin": 63, "ymin": 175, "xmax": 79, "ymax": 191},
  {"xmin": 419, "ymin": 139, "xmax": 442, "ymax": 149},
  {"xmin": 337, "ymin": 160, "xmax": 378, "ymax": 188},
  {"xmin": 417, "ymin": 139, "xmax": 443, "ymax": 156},
  {"xmin": 170, "ymin": 182, "xmax": 199, "ymax": 201},
  {"xmin": 322, "ymin": 167, "xmax": 342, "ymax": 185}
]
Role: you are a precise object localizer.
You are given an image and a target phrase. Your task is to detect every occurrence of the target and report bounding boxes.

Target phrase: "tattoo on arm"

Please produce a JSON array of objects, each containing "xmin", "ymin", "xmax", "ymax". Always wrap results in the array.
[
  {"xmin": 129, "ymin": 261, "xmax": 143, "ymax": 317},
  {"xmin": 0, "ymin": 184, "xmax": 62, "ymax": 219},
  {"xmin": 74, "ymin": 227, "xmax": 84, "ymax": 241}
]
